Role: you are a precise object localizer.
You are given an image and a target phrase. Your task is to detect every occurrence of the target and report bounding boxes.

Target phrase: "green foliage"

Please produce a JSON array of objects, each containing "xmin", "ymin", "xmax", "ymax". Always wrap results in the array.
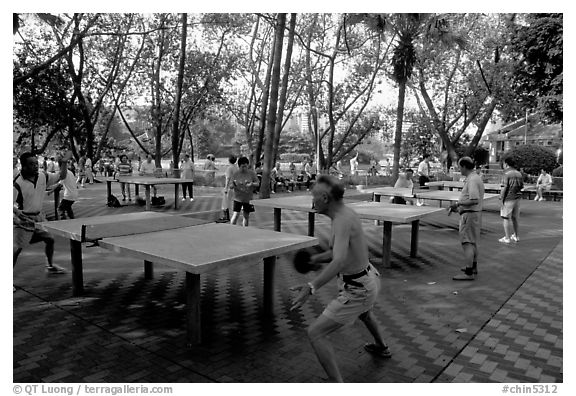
[
  {"xmin": 503, "ymin": 144, "xmax": 558, "ymax": 175},
  {"xmin": 454, "ymin": 145, "xmax": 489, "ymax": 167},
  {"xmin": 400, "ymin": 114, "xmax": 438, "ymax": 167},
  {"xmin": 551, "ymin": 165, "xmax": 562, "ymax": 177},
  {"xmin": 279, "ymin": 153, "xmax": 309, "ymax": 163},
  {"xmin": 507, "ymin": 14, "xmax": 563, "ymax": 124},
  {"xmin": 278, "ymin": 131, "xmax": 315, "ymax": 159},
  {"xmin": 13, "ymin": 54, "xmax": 75, "ymax": 152}
]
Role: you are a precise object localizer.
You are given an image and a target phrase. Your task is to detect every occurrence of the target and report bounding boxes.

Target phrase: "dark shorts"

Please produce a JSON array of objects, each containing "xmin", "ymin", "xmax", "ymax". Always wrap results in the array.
[
  {"xmin": 233, "ymin": 200, "xmax": 253, "ymax": 213},
  {"xmin": 13, "ymin": 213, "xmax": 53, "ymax": 249},
  {"xmin": 419, "ymin": 175, "xmax": 430, "ymax": 187}
]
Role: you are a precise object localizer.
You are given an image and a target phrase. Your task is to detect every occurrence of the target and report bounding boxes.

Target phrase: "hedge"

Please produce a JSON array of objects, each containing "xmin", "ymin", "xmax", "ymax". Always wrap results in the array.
[{"xmin": 502, "ymin": 145, "xmax": 558, "ymax": 175}]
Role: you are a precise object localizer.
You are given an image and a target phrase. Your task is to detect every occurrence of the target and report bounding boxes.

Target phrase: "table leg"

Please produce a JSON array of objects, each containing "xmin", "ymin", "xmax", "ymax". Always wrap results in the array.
[
  {"xmin": 373, "ymin": 194, "xmax": 383, "ymax": 226},
  {"xmin": 145, "ymin": 186, "xmax": 151, "ymax": 211},
  {"xmin": 106, "ymin": 181, "xmax": 112, "ymax": 200},
  {"xmin": 263, "ymin": 256, "xmax": 276, "ymax": 316},
  {"xmin": 144, "ymin": 260, "xmax": 153, "ymax": 279},
  {"xmin": 308, "ymin": 212, "xmax": 315, "ymax": 236},
  {"xmin": 185, "ymin": 272, "xmax": 201, "ymax": 346},
  {"xmin": 410, "ymin": 220, "xmax": 419, "ymax": 257},
  {"xmin": 135, "ymin": 184, "xmax": 140, "ymax": 196},
  {"xmin": 174, "ymin": 184, "xmax": 180, "ymax": 209},
  {"xmin": 382, "ymin": 221, "xmax": 392, "ymax": 266},
  {"xmin": 70, "ymin": 240, "xmax": 84, "ymax": 296},
  {"xmin": 273, "ymin": 208, "xmax": 282, "ymax": 232},
  {"xmin": 54, "ymin": 188, "xmax": 60, "ymax": 220}
]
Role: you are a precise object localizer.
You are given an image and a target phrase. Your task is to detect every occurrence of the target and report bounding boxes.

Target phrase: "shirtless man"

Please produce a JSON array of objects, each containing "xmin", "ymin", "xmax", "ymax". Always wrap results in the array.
[{"xmin": 291, "ymin": 174, "xmax": 391, "ymax": 382}]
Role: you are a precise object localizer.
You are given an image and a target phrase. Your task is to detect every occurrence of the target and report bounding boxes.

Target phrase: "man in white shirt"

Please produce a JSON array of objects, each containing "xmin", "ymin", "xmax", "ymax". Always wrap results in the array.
[
  {"xmin": 139, "ymin": 154, "xmax": 158, "ymax": 196},
  {"xmin": 13, "ymin": 151, "xmax": 71, "ymax": 278},
  {"xmin": 416, "ymin": 154, "xmax": 431, "ymax": 206},
  {"xmin": 349, "ymin": 153, "xmax": 359, "ymax": 176},
  {"xmin": 535, "ymin": 169, "xmax": 552, "ymax": 201}
]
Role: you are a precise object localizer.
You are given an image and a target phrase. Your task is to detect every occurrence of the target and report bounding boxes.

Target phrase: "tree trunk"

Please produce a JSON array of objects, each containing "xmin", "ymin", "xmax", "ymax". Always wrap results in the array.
[
  {"xmin": 465, "ymin": 99, "xmax": 497, "ymax": 157},
  {"xmin": 171, "ymin": 13, "xmax": 187, "ymax": 178},
  {"xmin": 272, "ymin": 13, "xmax": 296, "ymax": 165},
  {"xmin": 254, "ymin": 40, "xmax": 276, "ymax": 164},
  {"xmin": 392, "ymin": 81, "xmax": 406, "ymax": 182},
  {"xmin": 260, "ymin": 14, "xmax": 286, "ymax": 199}
]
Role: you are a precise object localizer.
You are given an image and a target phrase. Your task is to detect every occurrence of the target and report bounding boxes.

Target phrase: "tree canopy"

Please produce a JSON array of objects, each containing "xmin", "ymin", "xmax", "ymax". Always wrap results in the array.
[{"xmin": 14, "ymin": 13, "xmax": 562, "ymax": 183}]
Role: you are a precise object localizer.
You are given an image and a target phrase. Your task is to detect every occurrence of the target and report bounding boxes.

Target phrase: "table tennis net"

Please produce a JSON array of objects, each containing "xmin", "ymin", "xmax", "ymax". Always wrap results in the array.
[{"xmin": 82, "ymin": 216, "xmax": 208, "ymax": 241}]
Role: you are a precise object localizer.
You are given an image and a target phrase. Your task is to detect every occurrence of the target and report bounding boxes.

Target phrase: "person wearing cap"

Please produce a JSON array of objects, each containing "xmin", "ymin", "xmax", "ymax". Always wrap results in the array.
[
  {"xmin": 290, "ymin": 174, "xmax": 391, "ymax": 382},
  {"xmin": 203, "ymin": 154, "xmax": 217, "ymax": 186},
  {"xmin": 448, "ymin": 156, "xmax": 485, "ymax": 280}
]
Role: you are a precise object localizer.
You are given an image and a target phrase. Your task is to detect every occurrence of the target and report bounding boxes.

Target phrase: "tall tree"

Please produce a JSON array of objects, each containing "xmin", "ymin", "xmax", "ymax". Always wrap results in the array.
[
  {"xmin": 260, "ymin": 13, "xmax": 286, "ymax": 198},
  {"xmin": 171, "ymin": 13, "xmax": 187, "ymax": 175}
]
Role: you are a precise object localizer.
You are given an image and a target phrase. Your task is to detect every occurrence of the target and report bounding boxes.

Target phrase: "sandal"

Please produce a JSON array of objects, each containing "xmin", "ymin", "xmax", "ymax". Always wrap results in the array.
[{"xmin": 364, "ymin": 343, "xmax": 392, "ymax": 358}]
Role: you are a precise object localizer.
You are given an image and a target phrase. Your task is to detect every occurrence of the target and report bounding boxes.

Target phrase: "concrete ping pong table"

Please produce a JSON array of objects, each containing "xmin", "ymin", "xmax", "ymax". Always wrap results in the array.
[
  {"xmin": 414, "ymin": 190, "xmax": 500, "ymax": 207},
  {"xmin": 106, "ymin": 177, "xmax": 186, "ymax": 211},
  {"xmin": 36, "ymin": 212, "xmax": 318, "ymax": 345},
  {"xmin": 426, "ymin": 180, "xmax": 504, "ymax": 193},
  {"xmin": 252, "ymin": 195, "xmax": 444, "ymax": 267}
]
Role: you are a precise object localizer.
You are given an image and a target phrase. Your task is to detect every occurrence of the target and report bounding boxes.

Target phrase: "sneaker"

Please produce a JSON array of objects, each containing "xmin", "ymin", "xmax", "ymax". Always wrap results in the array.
[
  {"xmin": 364, "ymin": 343, "xmax": 392, "ymax": 358},
  {"xmin": 539, "ymin": 197, "xmax": 545, "ymax": 202},
  {"xmin": 416, "ymin": 201, "xmax": 423, "ymax": 207},
  {"xmin": 498, "ymin": 236, "xmax": 511, "ymax": 244},
  {"xmin": 510, "ymin": 234, "xmax": 519, "ymax": 243},
  {"xmin": 46, "ymin": 264, "xmax": 66, "ymax": 274},
  {"xmin": 534, "ymin": 196, "xmax": 539, "ymax": 201},
  {"xmin": 189, "ymin": 198, "xmax": 194, "ymax": 202},
  {"xmin": 182, "ymin": 197, "xmax": 187, "ymax": 201}
]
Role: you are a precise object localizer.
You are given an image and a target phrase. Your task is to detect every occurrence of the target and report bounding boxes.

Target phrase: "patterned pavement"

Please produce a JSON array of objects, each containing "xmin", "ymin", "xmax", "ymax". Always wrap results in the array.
[{"xmin": 13, "ymin": 182, "xmax": 563, "ymax": 383}]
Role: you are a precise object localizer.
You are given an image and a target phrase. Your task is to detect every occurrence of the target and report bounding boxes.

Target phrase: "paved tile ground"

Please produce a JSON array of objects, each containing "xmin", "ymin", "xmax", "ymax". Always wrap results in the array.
[{"xmin": 12, "ymin": 182, "xmax": 563, "ymax": 383}]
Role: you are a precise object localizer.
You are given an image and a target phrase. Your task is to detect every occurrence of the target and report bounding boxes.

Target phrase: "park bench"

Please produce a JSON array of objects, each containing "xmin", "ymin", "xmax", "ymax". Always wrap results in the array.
[{"xmin": 522, "ymin": 186, "xmax": 563, "ymax": 201}]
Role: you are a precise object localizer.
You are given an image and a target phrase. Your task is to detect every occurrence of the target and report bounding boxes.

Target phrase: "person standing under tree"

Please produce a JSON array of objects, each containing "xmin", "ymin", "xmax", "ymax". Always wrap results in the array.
[
  {"xmin": 290, "ymin": 175, "xmax": 391, "ymax": 382},
  {"xmin": 139, "ymin": 154, "xmax": 158, "ymax": 197},
  {"xmin": 349, "ymin": 152, "xmax": 359, "ymax": 177},
  {"xmin": 230, "ymin": 156, "xmax": 259, "ymax": 227},
  {"xmin": 498, "ymin": 156, "xmax": 523, "ymax": 244},
  {"xmin": 76, "ymin": 152, "xmax": 87, "ymax": 188},
  {"xmin": 203, "ymin": 154, "xmax": 217, "ymax": 186},
  {"xmin": 416, "ymin": 154, "xmax": 431, "ymax": 206},
  {"xmin": 84, "ymin": 155, "xmax": 93, "ymax": 184},
  {"xmin": 218, "ymin": 155, "xmax": 238, "ymax": 222},
  {"xmin": 115, "ymin": 154, "xmax": 132, "ymax": 201},
  {"xmin": 448, "ymin": 157, "xmax": 485, "ymax": 281},
  {"xmin": 55, "ymin": 158, "xmax": 79, "ymax": 219},
  {"xmin": 180, "ymin": 154, "xmax": 195, "ymax": 201}
]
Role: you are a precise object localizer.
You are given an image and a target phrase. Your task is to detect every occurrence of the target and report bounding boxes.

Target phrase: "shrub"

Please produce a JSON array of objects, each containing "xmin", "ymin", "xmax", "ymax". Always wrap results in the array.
[
  {"xmin": 552, "ymin": 165, "xmax": 563, "ymax": 177},
  {"xmin": 502, "ymin": 145, "xmax": 558, "ymax": 175}
]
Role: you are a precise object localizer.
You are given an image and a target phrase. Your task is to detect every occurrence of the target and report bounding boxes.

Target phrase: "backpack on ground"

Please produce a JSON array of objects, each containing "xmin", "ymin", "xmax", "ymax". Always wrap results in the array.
[
  {"xmin": 107, "ymin": 194, "xmax": 122, "ymax": 208},
  {"xmin": 151, "ymin": 196, "xmax": 165, "ymax": 206}
]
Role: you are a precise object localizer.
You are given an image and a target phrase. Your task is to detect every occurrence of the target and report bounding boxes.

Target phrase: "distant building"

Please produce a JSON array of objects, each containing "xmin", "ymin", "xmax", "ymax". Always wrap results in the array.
[{"xmin": 483, "ymin": 114, "xmax": 562, "ymax": 163}]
